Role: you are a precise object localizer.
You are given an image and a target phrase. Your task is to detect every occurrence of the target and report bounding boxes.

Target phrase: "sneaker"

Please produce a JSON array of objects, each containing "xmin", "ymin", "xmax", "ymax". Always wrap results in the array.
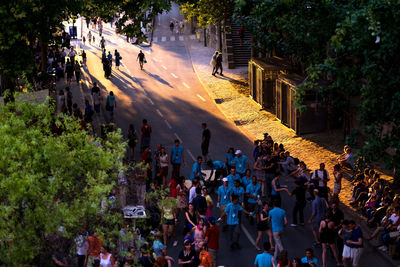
[
  {"xmin": 173, "ymin": 241, "xmax": 178, "ymax": 247},
  {"xmin": 290, "ymin": 224, "xmax": 297, "ymax": 227},
  {"xmin": 378, "ymin": 245, "xmax": 387, "ymax": 252}
]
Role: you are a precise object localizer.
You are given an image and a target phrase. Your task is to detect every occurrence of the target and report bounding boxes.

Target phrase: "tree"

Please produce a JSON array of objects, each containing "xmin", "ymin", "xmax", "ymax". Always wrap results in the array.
[
  {"xmin": 0, "ymin": 99, "xmax": 125, "ymax": 265},
  {"xmin": 305, "ymin": 0, "xmax": 400, "ymax": 181}
]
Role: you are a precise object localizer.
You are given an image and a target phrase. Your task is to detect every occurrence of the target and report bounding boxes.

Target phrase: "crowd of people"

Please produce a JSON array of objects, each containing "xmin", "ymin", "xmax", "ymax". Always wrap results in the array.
[{"xmin": 49, "ymin": 16, "xmax": 398, "ymax": 267}]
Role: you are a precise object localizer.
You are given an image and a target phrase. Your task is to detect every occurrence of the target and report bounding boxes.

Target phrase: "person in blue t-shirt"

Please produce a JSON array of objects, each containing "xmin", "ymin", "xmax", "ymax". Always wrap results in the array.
[
  {"xmin": 170, "ymin": 139, "xmax": 184, "ymax": 178},
  {"xmin": 217, "ymin": 178, "xmax": 231, "ymax": 229},
  {"xmin": 268, "ymin": 200, "xmax": 287, "ymax": 258},
  {"xmin": 254, "ymin": 241, "xmax": 275, "ymax": 267},
  {"xmin": 219, "ymin": 194, "xmax": 252, "ymax": 249},
  {"xmin": 301, "ymin": 248, "xmax": 319, "ymax": 267},
  {"xmin": 207, "ymin": 160, "xmax": 227, "ymax": 179},
  {"xmin": 246, "ymin": 176, "xmax": 261, "ymax": 208},
  {"xmin": 231, "ymin": 180, "xmax": 245, "ymax": 203},
  {"xmin": 189, "ymin": 156, "xmax": 202, "ymax": 181},
  {"xmin": 225, "ymin": 147, "xmax": 235, "ymax": 171},
  {"xmin": 232, "ymin": 150, "xmax": 249, "ymax": 176},
  {"xmin": 242, "ymin": 169, "xmax": 253, "ymax": 189},
  {"xmin": 226, "ymin": 168, "xmax": 241, "ymax": 189}
]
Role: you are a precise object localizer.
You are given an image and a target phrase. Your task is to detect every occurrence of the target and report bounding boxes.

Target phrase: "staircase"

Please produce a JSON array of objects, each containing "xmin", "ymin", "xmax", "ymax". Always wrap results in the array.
[{"xmin": 231, "ymin": 21, "xmax": 251, "ymax": 67}]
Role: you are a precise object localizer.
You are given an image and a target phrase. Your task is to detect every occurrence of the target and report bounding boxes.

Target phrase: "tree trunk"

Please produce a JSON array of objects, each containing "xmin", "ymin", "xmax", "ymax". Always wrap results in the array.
[{"xmin": 40, "ymin": 38, "xmax": 48, "ymax": 73}]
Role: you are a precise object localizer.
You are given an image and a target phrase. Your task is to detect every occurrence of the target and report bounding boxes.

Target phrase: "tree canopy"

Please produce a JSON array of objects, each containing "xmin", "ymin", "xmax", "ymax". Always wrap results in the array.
[
  {"xmin": 0, "ymin": 100, "xmax": 125, "ymax": 265},
  {"xmin": 234, "ymin": 0, "xmax": 400, "ymax": 180}
]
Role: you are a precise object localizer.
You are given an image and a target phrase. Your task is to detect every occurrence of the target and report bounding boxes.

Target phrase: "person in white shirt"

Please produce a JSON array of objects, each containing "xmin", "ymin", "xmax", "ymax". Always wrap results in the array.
[
  {"xmin": 75, "ymin": 229, "xmax": 88, "ymax": 267},
  {"xmin": 312, "ymin": 163, "xmax": 330, "ymax": 200},
  {"xmin": 189, "ymin": 178, "xmax": 200, "ymax": 203}
]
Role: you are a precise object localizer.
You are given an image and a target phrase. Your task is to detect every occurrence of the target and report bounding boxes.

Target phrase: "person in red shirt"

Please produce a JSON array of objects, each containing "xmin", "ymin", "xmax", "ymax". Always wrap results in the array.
[
  {"xmin": 205, "ymin": 217, "xmax": 219, "ymax": 267},
  {"xmin": 85, "ymin": 233, "xmax": 102, "ymax": 266},
  {"xmin": 170, "ymin": 176, "xmax": 178, "ymax": 198},
  {"xmin": 140, "ymin": 119, "xmax": 152, "ymax": 152}
]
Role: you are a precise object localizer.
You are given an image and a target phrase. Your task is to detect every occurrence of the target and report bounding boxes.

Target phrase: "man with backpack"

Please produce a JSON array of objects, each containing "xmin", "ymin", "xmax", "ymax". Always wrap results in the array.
[
  {"xmin": 140, "ymin": 119, "xmax": 152, "ymax": 152},
  {"xmin": 311, "ymin": 163, "xmax": 330, "ymax": 201}
]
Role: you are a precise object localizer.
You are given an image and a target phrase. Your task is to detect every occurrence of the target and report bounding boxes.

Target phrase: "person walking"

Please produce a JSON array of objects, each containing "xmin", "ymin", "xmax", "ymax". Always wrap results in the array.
[
  {"xmin": 205, "ymin": 217, "xmax": 219, "ymax": 267},
  {"xmin": 105, "ymin": 91, "xmax": 116, "ymax": 121},
  {"xmin": 170, "ymin": 139, "xmax": 184, "ymax": 178},
  {"xmin": 255, "ymin": 202, "xmax": 274, "ymax": 251},
  {"xmin": 311, "ymin": 163, "xmax": 330, "ymax": 201},
  {"xmin": 65, "ymin": 59, "xmax": 74, "ymax": 86},
  {"xmin": 217, "ymin": 177, "xmax": 231, "ymax": 230},
  {"xmin": 169, "ymin": 21, "xmax": 174, "ymax": 33},
  {"xmin": 268, "ymin": 199, "xmax": 287, "ymax": 259},
  {"xmin": 100, "ymin": 37, "xmax": 106, "ymax": 49},
  {"xmin": 137, "ymin": 50, "xmax": 146, "ymax": 70},
  {"xmin": 219, "ymin": 194, "xmax": 252, "ymax": 250},
  {"xmin": 159, "ymin": 147, "xmax": 169, "ymax": 186},
  {"xmin": 201, "ymin": 123, "xmax": 211, "ymax": 162},
  {"xmin": 287, "ymin": 180, "xmax": 307, "ymax": 226},
  {"xmin": 348, "ymin": 220, "xmax": 363, "ymax": 267},
  {"xmin": 319, "ymin": 215, "xmax": 341, "ymax": 267},
  {"xmin": 91, "ymin": 82, "xmax": 101, "ymax": 114},
  {"xmin": 333, "ymin": 164, "xmax": 343, "ymax": 203},
  {"xmin": 214, "ymin": 52, "xmax": 223, "ymax": 76},
  {"xmin": 74, "ymin": 60, "xmax": 81, "ymax": 83},
  {"xmin": 210, "ymin": 51, "xmax": 218, "ymax": 76},
  {"xmin": 114, "ymin": 49, "xmax": 121, "ymax": 69},
  {"xmin": 254, "ymin": 242, "xmax": 275, "ymax": 267},
  {"xmin": 88, "ymin": 31, "xmax": 92, "ymax": 45},
  {"xmin": 57, "ymin": 90, "xmax": 66, "ymax": 114},
  {"xmin": 308, "ymin": 189, "xmax": 328, "ymax": 247}
]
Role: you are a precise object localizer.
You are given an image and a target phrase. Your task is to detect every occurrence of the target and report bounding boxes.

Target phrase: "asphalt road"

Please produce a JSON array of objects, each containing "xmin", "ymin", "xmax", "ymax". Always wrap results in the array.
[{"xmin": 78, "ymin": 5, "xmax": 394, "ymax": 266}]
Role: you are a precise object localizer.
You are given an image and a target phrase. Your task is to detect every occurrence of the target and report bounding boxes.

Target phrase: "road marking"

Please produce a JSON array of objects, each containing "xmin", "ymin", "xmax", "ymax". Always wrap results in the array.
[
  {"xmin": 164, "ymin": 120, "xmax": 172, "ymax": 129},
  {"xmin": 153, "ymin": 37, "xmax": 158, "ymax": 42},
  {"xmin": 179, "ymin": 36, "xmax": 184, "ymax": 41},
  {"xmin": 153, "ymin": 58, "xmax": 160, "ymax": 62},
  {"xmin": 162, "ymin": 65, "xmax": 167, "ymax": 70},
  {"xmin": 174, "ymin": 133, "xmax": 182, "ymax": 143},
  {"xmin": 187, "ymin": 149, "xmax": 196, "ymax": 162},
  {"xmin": 85, "ymin": 80, "xmax": 89, "ymax": 87},
  {"xmin": 121, "ymin": 62, "xmax": 132, "ymax": 75},
  {"xmin": 147, "ymin": 97, "xmax": 154, "ymax": 105},
  {"xmin": 241, "ymin": 224, "xmax": 256, "ymax": 246},
  {"xmin": 161, "ymin": 36, "xmax": 167, "ymax": 42},
  {"xmin": 146, "ymin": 50, "xmax": 151, "ymax": 55},
  {"xmin": 197, "ymin": 94, "xmax": 206, "ymax": 102},
  {"xmin": 156, "ymin": 109, "xmax": 164, "ymax": 118},
  {"xmin": 170, "ymin": 36, "xmax": 175, "ymax": 41},
  {"xmin": 190, "ymin": 35, "xmax": 196, "ymax": 40},
  {"xmin": 183, "ymin": 82, "xmax": 190, "ymax": 88},
  {"xmin": 171, "ymin": 73, "xmax": 178, "ymax": 78}
]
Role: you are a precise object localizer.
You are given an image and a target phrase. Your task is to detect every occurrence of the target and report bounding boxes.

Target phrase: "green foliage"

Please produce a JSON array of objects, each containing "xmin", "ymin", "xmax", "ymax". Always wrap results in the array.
[
  {"xmin": 179, "ymin": 0, "xmax": 234, "ymax": 28},
  {"xmin": 0, "ymin": 100, "xmax": 125, "ymax": 265}
]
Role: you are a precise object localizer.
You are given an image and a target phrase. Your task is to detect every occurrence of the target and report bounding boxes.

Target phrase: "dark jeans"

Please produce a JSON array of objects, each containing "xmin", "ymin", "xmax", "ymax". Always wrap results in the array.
[
  {"xmin": 292, "ymin": 201, "xmax": 306, "ymax": 224},
  {"xmin": 77, "ymin": 255, "xmax": 85, "ymax": 267},
  {"xmin": 228, "ymin": 224, "xmax": 241, "ymax": 245},
  {"xmin": 214, "ymin": 63, "xmax": 223, "ymax": 74},
  {"xmin": 172, "ymin": 163, "xmax": 181, "ymax": 178}
]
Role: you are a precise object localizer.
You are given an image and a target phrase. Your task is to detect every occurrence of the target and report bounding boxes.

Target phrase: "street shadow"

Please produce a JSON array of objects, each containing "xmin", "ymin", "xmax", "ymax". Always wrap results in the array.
[
  {"xmin": 142, "ymin": 70, "xmax": 173, "ymax": 88},
  {"xmin": 119, "ymin": 70, "xmax": 146, "ymax": 89},
  {"xmin": 214, "ymin": 74, "xmax": 248, "ymax": 87}
]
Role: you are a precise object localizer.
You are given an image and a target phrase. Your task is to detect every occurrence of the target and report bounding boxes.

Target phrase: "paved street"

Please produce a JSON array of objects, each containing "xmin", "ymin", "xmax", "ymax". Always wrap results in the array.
[{"xmin": 73, "ymin": 4, "xmax": 395, "ymax": 267}]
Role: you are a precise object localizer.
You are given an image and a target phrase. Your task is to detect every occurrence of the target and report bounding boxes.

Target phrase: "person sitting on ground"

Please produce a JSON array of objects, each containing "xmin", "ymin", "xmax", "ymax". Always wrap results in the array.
[{"xmin": 337, "ymin": 145, "xmax": 354, "ymax": 170}]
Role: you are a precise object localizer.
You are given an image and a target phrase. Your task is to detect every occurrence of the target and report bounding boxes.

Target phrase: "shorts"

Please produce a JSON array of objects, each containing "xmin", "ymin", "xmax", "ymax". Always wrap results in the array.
[
  {"xmin": 342, "ymin": 245, "xmax": 352, "ymax": 258},
  {"xmin": 208, "ymin": 248, "xmax": 218, "ymax": 263},
  {"xmin": 219, "ymin": 204, "xmax": 226, "ymax": 215},
  {"xmin": 162, "ymin": 218, "xmax": 175, "ymax": 226},
  {"xmin": 312, "ymin": 221, "xmax": 320, "ymax": 231},
  {"xmin": 351, "ymin": 247, "xmax": 363, "ymax": 266},
  {"xmin": 257, "ymin": 223, "xmax": 269, "ymax": 232}
]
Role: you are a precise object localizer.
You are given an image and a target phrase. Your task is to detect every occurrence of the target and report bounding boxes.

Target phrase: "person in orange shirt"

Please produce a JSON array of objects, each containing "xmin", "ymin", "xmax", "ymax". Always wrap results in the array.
[
  {"xmin": 85, "ymin": 233, "xmax": 102, "ymax": 267},
  {"xmin": 198, "ymin": 241, "xmax": 213, "ymax": 267}
]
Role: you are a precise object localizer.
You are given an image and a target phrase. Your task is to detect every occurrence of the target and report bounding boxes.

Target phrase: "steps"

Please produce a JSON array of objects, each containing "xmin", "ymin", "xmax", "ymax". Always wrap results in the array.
[{"xmin": 230, "ymin": 21, "xmax": 251, "ymax": 67}]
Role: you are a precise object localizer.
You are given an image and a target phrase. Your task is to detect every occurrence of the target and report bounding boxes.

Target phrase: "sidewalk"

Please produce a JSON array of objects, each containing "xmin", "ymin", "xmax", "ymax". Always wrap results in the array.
[
  {"xmin": 55, "ymin": 40, "xmax": 107, "ymax": 137},
  {"xmin": 184, "ymin": 36, "xmax": 397, "ymax": 265}
]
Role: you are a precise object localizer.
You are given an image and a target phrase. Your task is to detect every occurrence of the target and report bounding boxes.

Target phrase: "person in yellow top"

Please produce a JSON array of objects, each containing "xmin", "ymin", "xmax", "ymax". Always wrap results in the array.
[
  {"xmin": 160, "ymin": 196, "xmax": 178, "ymax": 248},
  {"xmin": 198, "ymin": 241, "xmax": 213, "ymax": 267},
  {"xmin": 203, "ymin": 187, "xmax": 214, "ymax": 218}
]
